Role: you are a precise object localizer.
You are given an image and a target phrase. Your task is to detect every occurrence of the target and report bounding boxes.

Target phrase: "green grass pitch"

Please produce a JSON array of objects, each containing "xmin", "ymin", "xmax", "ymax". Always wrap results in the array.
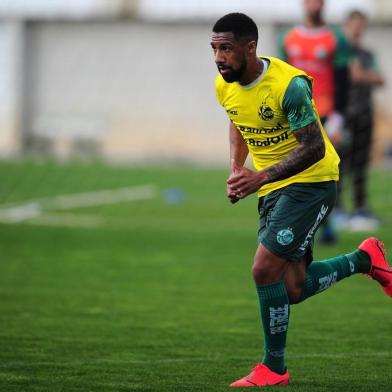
[{"xmin": 0, "ymin": 159, "xmax": 391, "ymax": 391}]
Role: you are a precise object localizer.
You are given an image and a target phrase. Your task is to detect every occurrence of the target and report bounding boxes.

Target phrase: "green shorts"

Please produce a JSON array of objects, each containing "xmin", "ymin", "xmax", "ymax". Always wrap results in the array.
[{"xmin": 258, "ymin": 181, "xmax": 337, "ymax": 263}]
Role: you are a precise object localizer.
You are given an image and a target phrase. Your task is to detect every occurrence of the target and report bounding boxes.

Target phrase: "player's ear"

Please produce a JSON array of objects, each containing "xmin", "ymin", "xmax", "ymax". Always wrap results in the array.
[{"xmin": 247, "ymin": 40, "xmax": 257, "ymax": 55}]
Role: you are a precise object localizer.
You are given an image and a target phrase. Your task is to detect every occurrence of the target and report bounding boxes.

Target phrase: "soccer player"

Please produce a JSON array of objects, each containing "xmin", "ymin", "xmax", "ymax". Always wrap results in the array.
[
  {"xmin": 211, "ymin": 12, "xmax": 392, "ymax": 387},
  {"xmin": 343, "ymin": 10, "xmax": 385, "ymax": 230},
  {"xmin": 278, "ymin": 0, "xmax": 352, "ymax": 243}
]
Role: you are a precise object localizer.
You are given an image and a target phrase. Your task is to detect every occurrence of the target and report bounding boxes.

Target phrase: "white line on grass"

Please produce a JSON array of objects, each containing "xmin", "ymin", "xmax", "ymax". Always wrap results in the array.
[
  {"xmin": 0, "ymin": 184, "xmax": 158, "ymax": 225},
  {"xmin": 26, "ymin": 213, "xmax": 106, "ymax": 228}
]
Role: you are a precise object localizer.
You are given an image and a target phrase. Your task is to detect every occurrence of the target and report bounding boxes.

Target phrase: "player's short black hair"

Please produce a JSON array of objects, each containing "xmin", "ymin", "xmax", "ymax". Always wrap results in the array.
[
  {"xmin": 346, "ymin": 9, "xmax": 367, "ymax": 20},
  {"xmin": 213, "ymin": 13, "xmax": 258, "ymax": 43}
]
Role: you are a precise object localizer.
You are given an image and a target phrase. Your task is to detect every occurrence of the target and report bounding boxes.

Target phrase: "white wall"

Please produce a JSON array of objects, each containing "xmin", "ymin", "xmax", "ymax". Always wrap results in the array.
[
  {"xmin": 0, "ymin": 0, "xmax": 127, "ymax": 18},
  {"xmin": 0, "ymin": 21, "xmax": 24, "ymax": 156},
  {"xmin": 138, "ymin": 0, "xmax": 374, "ymax": 22},
  {"xmin": 0, "ymin": 19, "xmax": 391, "ymax": 163},
  {"xmin": 23, "ymin": 20, "xmax": 275, "ymax": 163},
  {"xmin": 0, "ymin": 0, "xmax": 378, "ymax": 22}
]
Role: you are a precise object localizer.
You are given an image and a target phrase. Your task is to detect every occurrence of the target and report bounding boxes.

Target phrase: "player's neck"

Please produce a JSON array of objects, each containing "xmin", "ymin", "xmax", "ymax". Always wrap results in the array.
[
  {"xmin": 304, "ymin": 17, "xmax": 325, "ymax": 29},
  {"xmin": 239, "ymin": 58, "xmax": 264, "ymax": 86}
]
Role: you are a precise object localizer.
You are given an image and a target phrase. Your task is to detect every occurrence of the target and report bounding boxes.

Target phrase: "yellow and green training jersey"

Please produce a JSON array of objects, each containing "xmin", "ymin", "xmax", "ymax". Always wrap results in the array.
[{"xmin": 215, "ymin": 56, "xmax": 340, "ymax": 197}]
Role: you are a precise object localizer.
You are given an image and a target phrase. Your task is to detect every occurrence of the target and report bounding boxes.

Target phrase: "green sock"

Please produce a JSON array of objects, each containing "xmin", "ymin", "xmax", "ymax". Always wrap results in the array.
[
  {"xmin": 256, "ymin": 281, "xmax": 289, "ymax": 375},
  {"xmin": 300, "ymin": 249, "xmax": 370, "ymax": 302}
]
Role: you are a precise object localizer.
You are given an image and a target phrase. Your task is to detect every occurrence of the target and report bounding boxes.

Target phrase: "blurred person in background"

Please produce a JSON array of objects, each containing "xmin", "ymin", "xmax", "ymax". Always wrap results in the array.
[
  {"xmin": 343, "ymin": 10, "xmax": 385, "ymax": 231},
  {"xmin": 211, "ymin": 12, "xmax": 392, "ymax": 388},
  {"xmin": 278, "ymin": 0, "xmax": 351, "ymax": 243}
]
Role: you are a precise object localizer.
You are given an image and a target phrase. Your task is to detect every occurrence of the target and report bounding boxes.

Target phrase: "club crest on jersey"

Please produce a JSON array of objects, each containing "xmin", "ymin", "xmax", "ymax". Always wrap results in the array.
[
  {"xmin": 315, "ymin": 46, "xmax": 328, "ymax": 60},
  {"xmin": 258, "ymin": 105, "xmax": 274, "ymax": 121}
]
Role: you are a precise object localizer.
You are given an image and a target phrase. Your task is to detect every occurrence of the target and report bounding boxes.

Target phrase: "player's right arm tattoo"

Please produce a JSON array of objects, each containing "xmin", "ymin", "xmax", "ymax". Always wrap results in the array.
[{"xmin": 263, "ymin": 121, "xmax": 325, "ymax": 184}]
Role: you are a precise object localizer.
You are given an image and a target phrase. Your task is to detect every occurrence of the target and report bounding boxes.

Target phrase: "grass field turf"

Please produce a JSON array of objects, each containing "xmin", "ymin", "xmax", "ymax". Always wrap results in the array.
[{"xmin": 0, "ymin": 160, "xmax": 391, "ymax": 392}]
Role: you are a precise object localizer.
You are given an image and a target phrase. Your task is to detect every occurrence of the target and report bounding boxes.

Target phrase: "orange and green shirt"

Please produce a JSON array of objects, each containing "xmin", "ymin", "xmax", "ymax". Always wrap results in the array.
[{"xmin": 279, "ymin": 26, "xmax": 350, "ymax": 118}]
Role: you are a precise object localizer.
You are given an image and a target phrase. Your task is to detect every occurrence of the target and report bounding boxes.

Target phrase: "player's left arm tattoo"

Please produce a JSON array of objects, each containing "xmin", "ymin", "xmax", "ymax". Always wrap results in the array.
[
  {"xmin": 227, "ymin": 121, "xmax": 325, "ymax": 199},
  {"xmin": 263, "ymin": 121, "xmax": 325, "ymax": 183}
]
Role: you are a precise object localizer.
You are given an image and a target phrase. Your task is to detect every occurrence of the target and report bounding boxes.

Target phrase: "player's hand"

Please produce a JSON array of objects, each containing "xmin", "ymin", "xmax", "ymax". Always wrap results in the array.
[
  {"xmin": 228, "ymin": 192, "xmax": 240, "ymax": 204},
  {"xmin": 227, "ymin": 160, "xmax": 263, "ymax": 200},
  {"xmin": 324, "ymin": 111, "xmax": 344, "ymax": 146},
  {"xmin": 227, "ymin": 184, "xmax": 240, "ymax": 203},
  {"xmin": 328, "ymin": 131, "xmax": 343, "ymax": 146},
  {"xmin": 227, "ymin": 160, "xmax": 241, "ymax": 203}
]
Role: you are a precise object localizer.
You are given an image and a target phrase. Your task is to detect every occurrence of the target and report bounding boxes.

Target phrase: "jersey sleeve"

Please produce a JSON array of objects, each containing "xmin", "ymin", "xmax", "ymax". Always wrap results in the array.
[
  {"xmin": 364, "ymin": 49, "xmax": 378, "ymax": 71},
  {"xmin": 282, "ymin": 76, "xmax": 317, "ymax": 131},
  {"xmin": 332, "ymin": 26, "xmax": 352, "ymax": 67},
  {"xmin": 369, "ymin": 52, "xmax": 378, "ymax": 70},
  {"xmin": 332, "ymin": 26, "xmax": 351, "ymax": 113},
  {"xmin": 277, "ymin": 29, "xmax": 289, "ymax": 61}
]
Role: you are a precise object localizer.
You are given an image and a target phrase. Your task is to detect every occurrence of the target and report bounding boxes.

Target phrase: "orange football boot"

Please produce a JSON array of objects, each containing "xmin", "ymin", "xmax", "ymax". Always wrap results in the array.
[
  {"xmin": 359, "ymin": 237, "xmax": 392, "ymax": 297},
  {"xmin": 230, "ymin": 363, "xmax": 289, "ymax": 387}
]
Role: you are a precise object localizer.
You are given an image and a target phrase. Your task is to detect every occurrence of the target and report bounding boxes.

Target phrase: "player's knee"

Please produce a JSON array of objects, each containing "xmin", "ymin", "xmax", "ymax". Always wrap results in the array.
[{"xmin": 252, "ymin": 256, "xmax": 281, "ymax": 284}]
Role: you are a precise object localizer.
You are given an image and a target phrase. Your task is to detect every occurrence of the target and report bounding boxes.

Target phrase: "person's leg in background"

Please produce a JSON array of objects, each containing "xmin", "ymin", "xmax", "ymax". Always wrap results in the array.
[
  {"xmin": 332, "ymin": 133, "xmax": 351, "ymax": 227},
  {"xmin": 348, "ymin": 109, "xmax": 380, "ymax": 230},
  {"xmin": 319, "ymin": 117, "xmax": 350, "ymax": 243}
]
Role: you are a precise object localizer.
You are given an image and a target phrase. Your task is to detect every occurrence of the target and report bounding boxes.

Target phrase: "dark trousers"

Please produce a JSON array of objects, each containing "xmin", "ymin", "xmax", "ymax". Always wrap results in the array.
[{"xmin": 338, "ymin": 109, "xmax": 373, "ymax": 210}]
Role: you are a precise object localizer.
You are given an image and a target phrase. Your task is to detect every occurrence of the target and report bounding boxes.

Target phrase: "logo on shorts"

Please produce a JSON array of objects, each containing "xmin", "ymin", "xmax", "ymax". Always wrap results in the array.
[
  {"xmin": 276, "ymin": 228, "xmax": 294, "ymax": 246},
  {"xmin": 299, "ymin": 204, "xmax": 329, "ymax": 252}
]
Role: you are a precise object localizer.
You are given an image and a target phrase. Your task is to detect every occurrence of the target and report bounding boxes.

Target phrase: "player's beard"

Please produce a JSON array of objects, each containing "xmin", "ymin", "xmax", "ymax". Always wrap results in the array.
[{"xmin": 219, "ymin": 59, "xmax": 247, "ymax": 83}]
